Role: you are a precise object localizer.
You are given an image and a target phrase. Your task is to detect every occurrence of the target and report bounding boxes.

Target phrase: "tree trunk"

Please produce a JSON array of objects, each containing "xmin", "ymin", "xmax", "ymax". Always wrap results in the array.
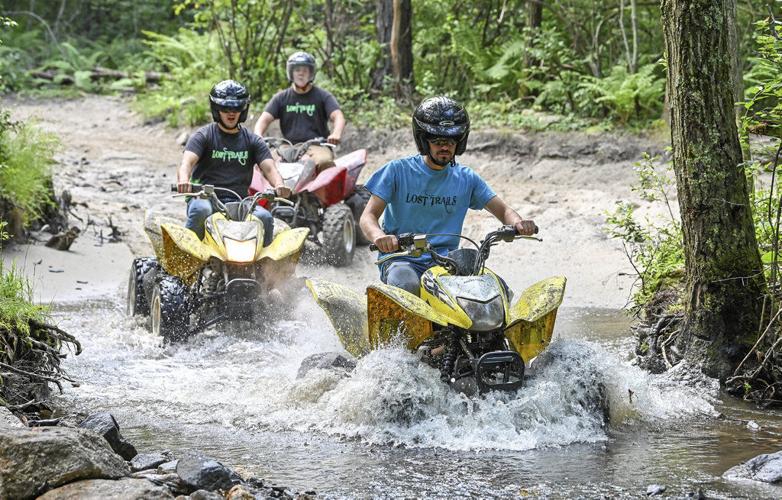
[
  {"xmin": 662, "ymin": 0, "xmax": 766, "ymax": 380},
  {"xmin": 524, "ymin": 0, "xmax": 544, "ymax": 69},
  {"xmin": 372, "ymin": 0, "xmax": 413, "ymax": 98},
  {"xmin": 371, "ymin": 0, "xmax": 392, "ymax": 90},
  {"xmin": 528, "ymin": 0, "xmax": 542, "ymax": 28}
]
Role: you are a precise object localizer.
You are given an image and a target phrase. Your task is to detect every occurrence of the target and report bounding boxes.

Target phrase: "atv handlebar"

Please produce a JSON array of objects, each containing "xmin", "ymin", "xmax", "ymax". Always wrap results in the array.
[
  {"xmin": 369, "ymin": 232, "xmax": 416, "ymax": 252},
  {"xmin": 170, "ymin": 184, "xmax": 283, "ymax": 220},
  {"xmin": 372, "ymin": 226, "xmax": 542, "ymax": 274},
  {"xmin": 370, "ymin": 225, "xmax": 537, "ymax": 251}
]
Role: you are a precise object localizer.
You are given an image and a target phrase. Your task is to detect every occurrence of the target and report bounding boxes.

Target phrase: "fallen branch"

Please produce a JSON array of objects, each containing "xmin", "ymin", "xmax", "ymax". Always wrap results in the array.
[{"xmin": 30, "ymin": 67, "xmax": 162, "ymax": 85}]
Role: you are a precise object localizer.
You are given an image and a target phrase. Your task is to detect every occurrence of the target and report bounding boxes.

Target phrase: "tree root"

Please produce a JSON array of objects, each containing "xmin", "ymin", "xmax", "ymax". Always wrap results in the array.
[
  {"xmin": 634, "ymin": 312, "xmax": 683, "ymax": 373},
  {"xmin": 725, "ymin": 309, "xmax": 782, "ymax": 407},
  {"xmin": 0, "ymin": 319, "xmax": 80, "ymax": 414}
]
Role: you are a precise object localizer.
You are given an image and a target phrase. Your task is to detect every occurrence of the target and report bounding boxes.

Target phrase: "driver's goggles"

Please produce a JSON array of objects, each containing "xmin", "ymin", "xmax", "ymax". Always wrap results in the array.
[{"xmin": 428, "ymin": 137, "xmax": 458, "ymax": 147}]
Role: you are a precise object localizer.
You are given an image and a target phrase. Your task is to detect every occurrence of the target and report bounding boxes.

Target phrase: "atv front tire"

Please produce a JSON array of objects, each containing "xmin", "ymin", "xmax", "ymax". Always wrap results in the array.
[
  {"xmin": 346, "ymin": 184, "xmax": 371, "ymax": 245},
  {"xmin": 150, "ymin": 275, "xmax": 190, "ymax": 343},
  {"xmin": 127, "ymin": 257, "xmax": 158, "ymax": 316},
  {"xmin": 322, "ymin": 203, "xmax": 356, "ymax": 267}
]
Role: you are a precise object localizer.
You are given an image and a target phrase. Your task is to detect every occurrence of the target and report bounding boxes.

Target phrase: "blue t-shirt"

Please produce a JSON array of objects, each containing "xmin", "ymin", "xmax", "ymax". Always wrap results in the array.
[{"xmin": 364, "ymin": 155, "xmax": 496, "ymax": 261}]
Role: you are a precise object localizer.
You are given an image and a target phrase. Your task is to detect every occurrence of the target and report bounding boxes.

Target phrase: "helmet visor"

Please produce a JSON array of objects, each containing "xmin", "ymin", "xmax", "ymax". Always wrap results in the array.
[
  {"xmin": 211, "ymin": 97, "xmax": 247, "ymax": 111},
  {"xmin": 415, "ymin": 117, "xmax": 467, "ymax": 139}
]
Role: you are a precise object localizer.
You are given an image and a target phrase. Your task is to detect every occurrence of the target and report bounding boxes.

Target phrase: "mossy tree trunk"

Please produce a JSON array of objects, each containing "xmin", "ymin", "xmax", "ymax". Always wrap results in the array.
[{"xmin": 661, "ymin": 0, "xmax": 766, "ymax": 379}]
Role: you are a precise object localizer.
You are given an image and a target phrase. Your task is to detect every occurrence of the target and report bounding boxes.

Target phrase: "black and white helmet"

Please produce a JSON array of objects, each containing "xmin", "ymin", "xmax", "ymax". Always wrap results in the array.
[
  {"xmin": 286, "ymin": 51, "xmax": 316, "ymax": 83},
  {"xmin": 209, "ymin": 79, "xmax": 250, "ymax": 125},
  {"xmin": 412, "ymin": 96, "xmax": 470, "ymax": 156}
]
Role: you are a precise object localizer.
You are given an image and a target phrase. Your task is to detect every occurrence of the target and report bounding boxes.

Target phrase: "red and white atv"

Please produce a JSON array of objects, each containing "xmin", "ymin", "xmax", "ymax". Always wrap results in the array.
[{"xmin": 250, "ymin": 137, "xmax": 370, "ymax": 267}]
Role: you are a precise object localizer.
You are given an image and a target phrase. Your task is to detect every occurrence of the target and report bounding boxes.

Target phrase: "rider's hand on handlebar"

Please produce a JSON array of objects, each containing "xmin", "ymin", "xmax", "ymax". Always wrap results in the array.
[
  {"xmin": 275, "ymin": 185, "xmax": 292, "ymax": 198},
  {"xmin": 514, "ymin": 219, "xmax": 539, "ymax": 236},
  {"xmin": 326, "ymin": 133, "xmax": 341, "ymax": 146},
  {"xmin": 177, "ymin": 181, "xmax": 192, "ymax": 194},
  {"xmin": 373, "ymin": 234, "xmax": 399, "ymax": 253}
]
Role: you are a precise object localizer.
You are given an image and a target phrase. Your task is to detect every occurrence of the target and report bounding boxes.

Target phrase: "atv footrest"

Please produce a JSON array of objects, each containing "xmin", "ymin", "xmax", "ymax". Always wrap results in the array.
[{"xmin": 474, "ymin": 351, "xmax": 525, "ymax": 392}]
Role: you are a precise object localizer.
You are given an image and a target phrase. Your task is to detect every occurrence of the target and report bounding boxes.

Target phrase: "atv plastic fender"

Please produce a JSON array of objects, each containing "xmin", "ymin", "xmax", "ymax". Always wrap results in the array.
[
  {"xmin": 367, "ymin": 283, "xmax": 470, "ymax": 351},
  {"xmin": 160, "ymin": 223, "xmax": 219, "ymax": 285},
  {"xmin": 298, "ymin": 165, "xmax": 349, "ymax": 206},
  {"xmin": 258, "ymin": 227, "xmax": 309, "ymax": 261},
  {"xmin": 504, "ymin": 276, "xmax": 567, "ymax": 364},
  {"xmin": 335, "ymin": 149, "xmax": 368, "ymax": 196},
  {"xmin": 306, "ymin": 278, "xmax": 370, "ymax": 357},
  {"xmin": 144, "ymin": 211, "xmax": 182, "ymax": 258}
]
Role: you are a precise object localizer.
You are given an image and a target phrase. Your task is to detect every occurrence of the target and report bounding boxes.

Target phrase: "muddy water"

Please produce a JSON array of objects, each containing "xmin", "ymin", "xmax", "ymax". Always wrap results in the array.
[{"xmin": 50, "ymin": 298, "xmax": 782, "ymax": 499}]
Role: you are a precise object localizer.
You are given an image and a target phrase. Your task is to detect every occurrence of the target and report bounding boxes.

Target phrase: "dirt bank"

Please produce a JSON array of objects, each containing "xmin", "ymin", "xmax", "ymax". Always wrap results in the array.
[{"xmin": 1, "ymin": 95, "xmax": 668, "ymax": 309}]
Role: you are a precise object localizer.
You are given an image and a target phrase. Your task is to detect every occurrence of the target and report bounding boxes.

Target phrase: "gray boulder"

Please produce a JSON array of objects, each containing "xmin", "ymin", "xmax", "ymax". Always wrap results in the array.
[
  {"xmin": 78, "ymin": 412, "xmax": 138, "ymax": 460},
  {"xmin": 37, "ymin": 477, "xmax": 174, "ymax": 499},
  {"xmin": 191, "ymin": 489, "xmax": 226, "ymax": 500},
  {"xmin": 724, "ymin": 450, "xmax": 782, "ymax": 483},
  {"xmin": 176, "ymin": 453, "xmax": 238, "ymax": 493},
  {"xmin": 0, "ymin": 407, "xmax": 24, "ymax": 429},
  {"xmin": 297, "ymin": 351, "xmax": 357, "ymax": 379},
  {"xmin": 0, "ymin": 426, "xmax": 129, "ymax": 498},
  {"xmin": 130, "ymin": 452, "xmax": 170, "ymax": 472},
  {"xmin": 131, "ymin": 470, "xmax": 190, "ymax": 495},
  {"xmin": 157, "ymin": 459, "xmax": 179, "ymax": 474}
]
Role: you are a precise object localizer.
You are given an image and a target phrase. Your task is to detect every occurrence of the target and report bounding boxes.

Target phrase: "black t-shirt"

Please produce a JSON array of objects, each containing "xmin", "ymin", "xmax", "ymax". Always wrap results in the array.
[
  {"xmin": 185, "ymin": 123, "xmax": 272, "ymax": 198},
  {"xmin": 263, "ymin": 86, "xmax": 340, "ymax": 144}
]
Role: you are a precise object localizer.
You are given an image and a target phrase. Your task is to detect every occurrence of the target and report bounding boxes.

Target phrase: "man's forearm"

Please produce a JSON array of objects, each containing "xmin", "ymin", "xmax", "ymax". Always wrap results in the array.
[
  {"xmin": 331, "ymin": 111, "xmax": 346, "ymax": 136},
  {"xmin": 259, "ymin": 160, "xmax": 283, "ymax": 187},
  {"xmin": 359, "ymin": 213, "xmax": 384, "ymax": 241},
  {"xmin": 501, "ymin": 207, "xmax": 523, "ymax": 225},
  {"xmin": 254, "ymin": 113, "xmax": 272, "ymax": 136}
]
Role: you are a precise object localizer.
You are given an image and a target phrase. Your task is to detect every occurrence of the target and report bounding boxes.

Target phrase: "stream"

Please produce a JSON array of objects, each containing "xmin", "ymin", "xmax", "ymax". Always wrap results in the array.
[{"xmin": 51, "ymin": 299, "xmax": 782, "ymax": 499}]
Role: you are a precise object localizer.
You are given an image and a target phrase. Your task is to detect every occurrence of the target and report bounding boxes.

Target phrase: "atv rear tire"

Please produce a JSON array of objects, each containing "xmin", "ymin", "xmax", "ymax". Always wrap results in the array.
[
  {"xmin": 127, "ymin": 257, "xmax": 158, "ymax": 316},
  {"xmin": 322, "ymin": 203, "xmax": 356, "ymax": 267},
  {"xmin": 346, "ymin": 184, "xmax": 371, "ymax": 245},
  {"xmin": 150, "ymin": 275, "xmax": 190, "ymax": 343}
]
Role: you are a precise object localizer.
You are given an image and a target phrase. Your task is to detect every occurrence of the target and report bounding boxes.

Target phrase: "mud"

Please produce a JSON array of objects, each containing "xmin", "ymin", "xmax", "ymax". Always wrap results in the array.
[{"xmin": 2, "ymin": 95, "xmax": 669, "ymax": 309}]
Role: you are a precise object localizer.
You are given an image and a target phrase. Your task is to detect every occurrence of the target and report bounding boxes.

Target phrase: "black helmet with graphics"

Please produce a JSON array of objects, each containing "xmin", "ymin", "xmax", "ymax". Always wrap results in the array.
[
  {"xmin": 412, "ymin": 96, "xmax": 470, "ymax": 156},
  {"xmin": 209, "ymin": 79, "xmax": 250, "ymax": 126},
  {"xmin": 286, "ymin": 51, "xmax": 316, "ymax": 83}
]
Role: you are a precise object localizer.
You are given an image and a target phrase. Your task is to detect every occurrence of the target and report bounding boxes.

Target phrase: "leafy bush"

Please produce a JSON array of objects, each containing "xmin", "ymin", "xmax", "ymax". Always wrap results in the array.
[
  {"xmin": 0, "ymin": 261, "xmax": 48, "ymax": 337},
  {"xmin": 604, "ymin": 154, "xmax": 684, "ymax": 314},
  {"xmin": 741, "ymin": 19, "xmax": 782, "ymax": 140},
  {"xmin": 133, "ymin": 29, "xmax": 224, "ymax": 127},
  {"xmin": 578, "ymin": 62, "xmax": 665, "ymax": 124},
  {"xmin": 0, "ymin": 112, "xmax": 58, "ymax": 225}
]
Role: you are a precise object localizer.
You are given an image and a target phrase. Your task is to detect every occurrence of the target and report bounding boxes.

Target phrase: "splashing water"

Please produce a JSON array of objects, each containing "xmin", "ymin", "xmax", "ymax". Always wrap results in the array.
[
  {"xmin": 55, "ymin": 299, "xmax": 718, "ymax": 452},
  {"xmin": 51, "ymin": 299, "xmax": 782, "ymax": 498}
]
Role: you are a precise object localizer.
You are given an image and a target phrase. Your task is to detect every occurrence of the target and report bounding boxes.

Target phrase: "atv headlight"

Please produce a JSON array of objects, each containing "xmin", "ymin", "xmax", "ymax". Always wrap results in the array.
[
  {"xmin": 224, "ymin": 237, "xmax": 256, "ymax": 262},
  {"xmin": 457, "ymin": 295, "xmax": 504, "ymax": 331}
]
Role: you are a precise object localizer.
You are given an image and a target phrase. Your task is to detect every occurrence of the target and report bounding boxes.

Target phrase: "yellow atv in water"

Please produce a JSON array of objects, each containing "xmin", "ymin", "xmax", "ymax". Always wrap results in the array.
[
  {"xmin": 127, "ymin": 185, "xmax": 309, "ymax": 342},
  {"xmin": 306, "ymin": 226, "xmax": 566, "ymax": 393}
]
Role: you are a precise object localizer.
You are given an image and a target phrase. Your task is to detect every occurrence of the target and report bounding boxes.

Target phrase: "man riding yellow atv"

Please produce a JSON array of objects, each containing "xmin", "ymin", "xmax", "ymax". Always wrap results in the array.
[
  {"xmin": 307, "ymin": 226, "xmax": 566, "ymax": 393},
  {"xmin": 127, "ymin": 184, "xmax": 308, "ymax": 342}
]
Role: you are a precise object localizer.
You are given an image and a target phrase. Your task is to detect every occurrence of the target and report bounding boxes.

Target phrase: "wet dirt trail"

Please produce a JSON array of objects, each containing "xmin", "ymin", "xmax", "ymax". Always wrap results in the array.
[{"xmin": 4, "ymin": 95, "xmax": 782, "ymax": 498}]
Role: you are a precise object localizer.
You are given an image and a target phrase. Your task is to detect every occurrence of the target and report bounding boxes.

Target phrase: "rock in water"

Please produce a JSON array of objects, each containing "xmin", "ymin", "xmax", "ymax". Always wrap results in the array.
[{"xmin": 45, "ymin": 226, "xmax": 80, "ymax": 250}]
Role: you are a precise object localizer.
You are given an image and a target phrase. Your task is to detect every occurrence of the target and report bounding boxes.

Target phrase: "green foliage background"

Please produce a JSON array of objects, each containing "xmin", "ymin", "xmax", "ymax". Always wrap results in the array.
[
  {"xmin": 0, "ymin": 0, "xmax": 780, "ymax": 317},
  {"xmin": 7, "ymin": 0, "xmax": 762, "ymax": 128}
]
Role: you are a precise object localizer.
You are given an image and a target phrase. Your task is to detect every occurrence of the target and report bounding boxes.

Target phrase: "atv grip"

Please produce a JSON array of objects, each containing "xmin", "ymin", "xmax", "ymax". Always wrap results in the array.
[{"xmin": 369, "ymin": 243, "xmax": 378, "ymax": 251}]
